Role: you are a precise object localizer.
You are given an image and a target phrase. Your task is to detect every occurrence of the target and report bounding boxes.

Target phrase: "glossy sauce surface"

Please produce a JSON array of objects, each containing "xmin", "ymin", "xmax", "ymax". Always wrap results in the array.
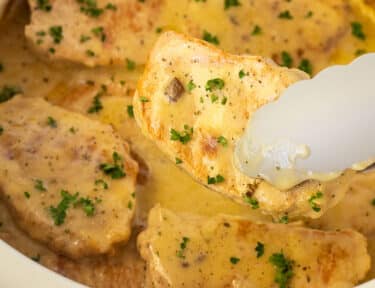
[{"xmin": 0, "ymin": 1, "xmax": 374, "ymax": 286}]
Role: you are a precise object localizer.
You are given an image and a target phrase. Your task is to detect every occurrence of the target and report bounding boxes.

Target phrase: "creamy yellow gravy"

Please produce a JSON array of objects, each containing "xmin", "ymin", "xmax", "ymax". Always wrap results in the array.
[{"xmin": 0, "ymin": 1, "xmax": 374, "ymax": 287}]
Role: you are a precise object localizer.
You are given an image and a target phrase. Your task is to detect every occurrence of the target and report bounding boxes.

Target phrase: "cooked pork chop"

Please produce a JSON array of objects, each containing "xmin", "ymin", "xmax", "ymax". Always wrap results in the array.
[
  {"xmin": 134, "ymin": 31, "xmax": 355, "ymax": 219},
  {"xmin": 25, "ymin": 0, "xmax": 356, "ymax": 71},
  {"xmin": 0, "ymin": 96, "xmax": 138, "ymax": 259},
  {"xmin": 25, "ymin": 0, "xmax": 164, "ymax": 67},
  {"xmin": 138, "ymin": 206, "xmax": 370, "ymax": 288}
]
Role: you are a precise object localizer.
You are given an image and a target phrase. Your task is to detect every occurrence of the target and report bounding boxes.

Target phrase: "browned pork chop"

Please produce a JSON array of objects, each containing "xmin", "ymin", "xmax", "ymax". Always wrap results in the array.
[
  {"xmin": 138, "ymin": 206, "xmax": 371, "ymax": 288},
  {"xmin": 133, "ymin": 31, "xmax": 356, "ymax": 219},
  {"xmin": 0, "ymin": 96, "xmax": 138, "ymax": 259}
]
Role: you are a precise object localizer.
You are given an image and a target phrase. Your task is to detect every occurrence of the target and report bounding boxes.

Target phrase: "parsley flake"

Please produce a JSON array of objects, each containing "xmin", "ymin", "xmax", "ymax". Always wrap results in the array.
[
  {"xmin": 298, "ymin": 59, "xmax": 313, "ymax": 75},
  {"xmin": 280, "ymin": 51, "xmax": 293, "ymax": 68},
  {"xmin": 239, "ymin": 69, "xmax": 246, "ymax": 78},
  {"xmin": 244, "ymin": 194, "xmax": 259, "ymax": 209},
  {"xmin": 126, "ymin": 58, "xmax": 136, "ymax": 71},
  {"xmin": 95, "ymin": 179, "xmax": 108, "ymax": 190},
  {"xmin": 351, "ymin": 22, "xmax": 366, "ymax": 40},
  {"xmin": 207, "ymin": 174, "xmax": 225, "ymax": 184},
  {"xmin": 255, "ymin": 242, "xmax": 265, "ymax": 258},
  {"xmin": 99, "ymin": 152, "xmax": 126, "ymax": 179},
  {"xmin": 217, "ymin": 136, "xmax": 228, "ymax": 147},
  {"xmin": 278, "ymin": 10, "xmax": 293, "ymax": 19},
  {"xmin": 269, "ymin": 252, "xmax": 294, "ymax": 288},
  {"xmin": 91, "ymin": 26, "xmax": 106, "ymax": 42},
  {"xmin": 230, "ymin": 257, "xmax": 240, "ymax": 264},
  {"xmin": 170, "ymin": 125, "xmax": 193, "ymax": 144},
  {"xmin": 203, "ymin": 30, "xmax": 220, "ymax": 45},
  {"xmin": 308, "ymin": 191, "xmax": 323, "ymax": 212},
  {"xmin": 34, "ymin": 179, "xmax": 47, "ymax": 192},
  {"xmin": 187, "ymin": 80, "xmax": 196, "ymax": 92},
  {"xmin": 49, "ymin": 26, "xmax": 63, "ymax": 44},
  {"xmin": 36, "ymin": 0, "xmax": 52, "ymax": 11},
  {"xmin": 224, "ymin": 0, "xmax": 241, "ymax": 10},
  {"xmin": 251, "ymin": 25, "xmax": 262, "ymax": 35},
  {"xmin": 47, "ymin": 116, "xmax": 57, "ymax": 128},
  {"xmin": 0, "ymin": 85, "xmax": 22, "ymax": 103},
  {"xmin": 205, "ymin": 78, "xmax": 225, "ymax": 91},
  {"xmin": 127, "ymin": 105, "xmax": 134, "ymax": 118},
  {"xmin": 88, "ymin": 94, "xmax": 103, "ymax": 114},
  {"xmin": 49, "ymin": 190, "xmax": 79, "ymax": 226},
  {"xmin": 176, "ymin": 237, "xmax": 190, "ymax": 259}
]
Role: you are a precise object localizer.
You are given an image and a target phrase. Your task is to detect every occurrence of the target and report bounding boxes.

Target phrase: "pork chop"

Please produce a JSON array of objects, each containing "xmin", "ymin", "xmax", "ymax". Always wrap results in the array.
[
  {"xmin": 0, "ymin": 96, "xmax": 138, "ymax": 259},
  {"xmin": 138, "ymin": 206, "xmax": 370, "ymax": 288}
]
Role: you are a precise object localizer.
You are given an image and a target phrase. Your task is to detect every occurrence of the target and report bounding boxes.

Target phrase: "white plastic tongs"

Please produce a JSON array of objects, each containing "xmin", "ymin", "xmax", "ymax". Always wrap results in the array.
[{"xmin": 235, "ymin": 53, "xmax": 375, "ymax": 190}]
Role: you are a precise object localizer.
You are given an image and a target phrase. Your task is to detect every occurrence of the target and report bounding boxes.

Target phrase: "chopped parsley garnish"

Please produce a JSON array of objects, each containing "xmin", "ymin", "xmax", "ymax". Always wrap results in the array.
[
  {"xmin": 351, "ymin": 22, "xmax": 366, "ymax": 40},
  {"xmin": 217, "ymin": 136, "xmax": 228, "ymax": 147},
  {"xmin": 95, "ymin": 179, "xmax": 108, "ymax": 190},
  {"xmin": 281, "ymin": 51, "xmax": 293, "ymax": 68},
  {"xmin": 187, "ymin": 80, "xmax": 196, "ymax": 92},
  {"xmin": 126, "ymin": 58, "xmax": 136, "ymax": 71},
  {"xmin": 371, "ymin": 198, "xmax": 375, "ymax": 206},
  {"xmin": 100, "ymin": 152, "xmax": 126, "ymax": 179},
  {"xmin": 255, "ymin": 242, "xmax": 265, "ymax": 258},
  {"xmin": 88, "ymin": 94, "xmax": 103, "ymax": 114},
  {"xmin": 239, "ymin": 69, "xmax": 246, "ymax": 78},
  {"xmin": 251, "ymin": 25, "xmax": 262, "ymax": 35},
  {"xmin": 127, "ymin": 105, "xmax": 134, "ymax": 118},
  {"xmin": 203, "ymin": 30, "xmax": 220, "ymax": 45},
  {"xmin": 207, "ymin": 174, "xmax": 225, "ymax": 184},
  {"xmin": 269, "ymin": 252, "xmax": 294, "ymax": 288},
  {"xmin": 244, "ymin": 194, "xmax": 259, "ymax": 209},
  {"xmin": 139, "ymin": 96, "xmax": 150, "ymax": 103},
  {"xmin": 279, "ymin": 215, "xmax": 289, "ymax": 224},
  {"xmin": 77, "ymin": 0, "xmax": 104, "ymax": 18},
  {"xmin": 80, "ymin": 35, "xmax": 91, "ymax": 43},
  {"xmin": 0, "ymin": 85, "xmax": 22, "ymax": 103},
  {"xmin": 49, "ymin": 190, "xmax": 79, "ymax": 226},
  {"xmin": 170, "ymin": 125, "xmax": 193, "ymax": 144},
  {"xmin": 127, "ymin": 200, "xmax": 133, "ymax": 209},
  {"xmin": 69, "ymin": 127, "xmax": 77, "ymax": 134},
  {"xmin": 210, "ymin": 94, "xmax": 219, "ymax": 103},
  {"xmin": 175, "ymin": 157, "xmax": 183, "ymax": 164},
  {"xmin": 0, "ymin": 126, "xmax": 3, "ymax": 136},
  {"xmin": 224, "ymin": 0, "xmax": 241, "ymax": 10},
  {"xmin": 176, "ymin": 237, "xmax": 190, "ymax": 259},
  {"xmin": 355, "ymin": 49, "xmax": 366, "ymax": 56},
  {"xmin": 308, "ymin": 191, "xmax": 323, "ymax": 212},
  {"xmin": 47, "ymin": 116, "xmax": 57, "ymax": 128},
  {"xmin": 221, "ymin": 96, "xmax": 228, "ymax": 105},
  {"xmin": 75, "ymin": 197, "xmax": 95, "ymax": 216},
  {"xmin": 86, "ymin": 49, "xmax": 95, "ymax": 57},
  {"xmin": 278, "ymin": 10, "xmax": 293, "ymax": 19},
  {"xmin": 230, "ymin": 257, "xmax": 240, "ymax": 264},
  {"xmin": 31, "ymin": 254, "xmax": 41, "ymax": 262},
  {"xmin": 24, "ymin": 191, "xmax": 31, "ymax": 199},
  {"xmin": 105, "ymin": 3, "xmax": 117, "ymax": 10},
  {"xmin": 205, "ymin": 78, "xmax": 225, "ymax": 91},
  {"xmin": 36, "ymin": 0, "xmax": 52, "ymax": 11},
  {"xmin": 305, "ymin": 11, "xmax": 313, "ymax": 18},
  {"xmin": 91, "ymin": 26, "xmax": 106, "ymax": 42},
  {"xmin": 298, "ymin": 59, "xmax": 313, "ymax": 75},
  {"xmin": 49, "ymin": 47, "xmax": 56, "ymax": 54},
  {"xmin": 49, "ymin": 26, "xmax": 63, "ymax": 44},
  {"xmin": 155, "ymin": 27, "xmax": 163, "ymax": 33},
  {"xmin": 34, "ymin": 179, "xmax": 47, "ymax": 191}
]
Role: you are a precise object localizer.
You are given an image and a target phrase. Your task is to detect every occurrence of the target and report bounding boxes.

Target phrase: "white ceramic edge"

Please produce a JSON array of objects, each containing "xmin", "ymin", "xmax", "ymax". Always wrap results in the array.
[
  {"xmin": 0, "ymin": 240, "xmax": 87, "ymax": 287},
  {"xmin": 0, "ymin": 238, "xmax": 374, "ymax": 287}
]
